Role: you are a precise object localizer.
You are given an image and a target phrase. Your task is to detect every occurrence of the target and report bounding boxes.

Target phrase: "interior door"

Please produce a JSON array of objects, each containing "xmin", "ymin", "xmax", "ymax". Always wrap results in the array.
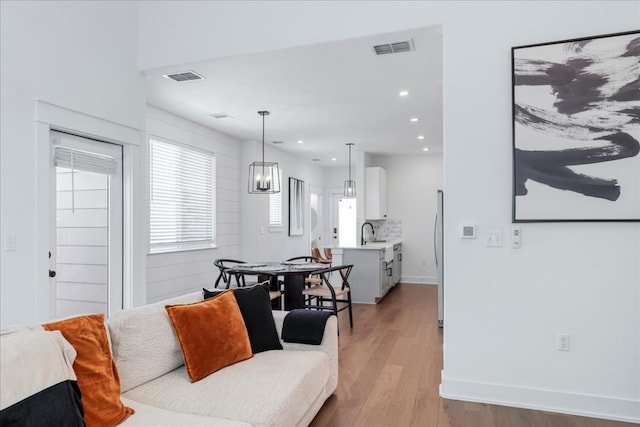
[
  {"xmin": 49, "ymin": 131, "xmax": 123, "ymax": 318},
  {"xmin": 330, "ymin": 192, "xmax": 342, "ymax": 247}
]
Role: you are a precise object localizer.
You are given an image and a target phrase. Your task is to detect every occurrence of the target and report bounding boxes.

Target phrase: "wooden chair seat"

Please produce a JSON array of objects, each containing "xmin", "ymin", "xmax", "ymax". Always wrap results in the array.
[
  {"xmin": 303, "ymin": 284, "xmax": 349, "ymax": 298},
  {"xmin": 305, "ymin": 276, "xmax": 323, "ymax": 286}
]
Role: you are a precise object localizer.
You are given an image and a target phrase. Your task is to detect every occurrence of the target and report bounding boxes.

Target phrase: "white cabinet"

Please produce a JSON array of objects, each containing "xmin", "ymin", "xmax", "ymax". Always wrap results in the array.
[
  {"xmin": 391, "ymin": 243, "xmax": 402, "ymax": 286},
  {"xmin": 342, "ymin": 248, "xmax": 386, "ymax": 303},
  {"xmin": 365, "ymin": 167, "xmax": 387, "ymax": 220}
]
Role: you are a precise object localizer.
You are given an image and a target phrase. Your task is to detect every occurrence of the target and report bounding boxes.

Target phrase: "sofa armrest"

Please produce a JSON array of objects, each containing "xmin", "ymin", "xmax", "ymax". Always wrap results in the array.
[{"xmin": 272, "ymin": 310, "xmax": 338, "ymax": 394}]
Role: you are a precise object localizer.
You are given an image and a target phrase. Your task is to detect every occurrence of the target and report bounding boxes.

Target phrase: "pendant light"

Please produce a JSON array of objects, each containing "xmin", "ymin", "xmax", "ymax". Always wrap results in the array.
[
  {"xmin": 344, "ymin": 143, "xmax": 356, "ymax": 197},
  {"xmin": 248, "ymin": 111, "xmax": 281, "ymax": 194}
]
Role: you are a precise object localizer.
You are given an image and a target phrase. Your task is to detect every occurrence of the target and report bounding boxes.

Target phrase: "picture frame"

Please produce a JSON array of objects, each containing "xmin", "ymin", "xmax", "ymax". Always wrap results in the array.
[
  {"xmin": 288, "ymin": 177, "xmax": 304, "ymax": 236},
  {"xmin": 512, "ymin": 30, "xmax": 639, "ymax": 222}
]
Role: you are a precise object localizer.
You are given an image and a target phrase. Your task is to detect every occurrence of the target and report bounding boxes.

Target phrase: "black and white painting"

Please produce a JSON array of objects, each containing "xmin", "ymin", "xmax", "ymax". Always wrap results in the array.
[
  {"xmin": 288, "ymin": 177, "xmax": 304, "ymax": 236},
  {"xmin": 512, "ymin": 31, "xmax": 639, "ymax": 222}
]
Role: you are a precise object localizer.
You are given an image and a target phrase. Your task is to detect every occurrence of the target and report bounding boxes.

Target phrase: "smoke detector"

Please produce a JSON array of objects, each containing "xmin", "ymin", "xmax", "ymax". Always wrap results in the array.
[
  {"xmin": 163, "ymin": 70, "xmax": 205, "ymax": 82},
  {"xmin": 372, "ymin": 40, "xmax": 414, "ymax": 55},
  {"xmin": 210, "ymin": 112, "xmax": 233, "ymax": 119}
]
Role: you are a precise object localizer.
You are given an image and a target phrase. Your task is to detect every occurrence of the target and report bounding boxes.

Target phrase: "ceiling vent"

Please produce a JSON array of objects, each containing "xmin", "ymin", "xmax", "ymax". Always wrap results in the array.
[
  {"xmin": 163, "ymin": 70, "xmax": 205, "ymax": 82},
  {"xmin": 272, "ymin": 141, "xmax": 285, "ymax": 145},
  {"xmin": 210, "ymin": 112, "xmax": 233, "ymax": 119},
  {"xmin": 372, "ymin": 40, "xmax": 414, "ymax": 55}
]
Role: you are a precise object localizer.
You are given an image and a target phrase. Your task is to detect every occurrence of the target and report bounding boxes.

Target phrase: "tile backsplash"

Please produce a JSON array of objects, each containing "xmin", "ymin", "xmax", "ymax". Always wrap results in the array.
[{"xmin": 370, "ymin": 218, "xmax": 402, "ymax": 240}]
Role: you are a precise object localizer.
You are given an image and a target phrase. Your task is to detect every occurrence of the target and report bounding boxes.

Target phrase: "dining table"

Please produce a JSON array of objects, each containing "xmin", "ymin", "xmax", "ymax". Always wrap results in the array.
[{"xmin": 227, "ymin": 261, "xmax": 327, "ymax": 310}]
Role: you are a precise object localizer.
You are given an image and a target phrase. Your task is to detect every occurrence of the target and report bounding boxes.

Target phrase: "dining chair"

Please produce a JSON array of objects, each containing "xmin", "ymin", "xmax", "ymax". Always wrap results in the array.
[
  {"xmin": 286, "ymin": 256, "xmax": 323, "ymax": 287},
  {"xmin": 323, "ymin": 247, "xmax": 332, "ymax": 261},
  {"xmin": 311, "ymin": 248, "xmax": 332, "ymax": 265},
  {"xmin": 213, "ymin": 259, "xmax": 250, "ymax": 289},
  {"xmin": 301, "ymin": 264, "xmax": 354, "ymax": 328}
]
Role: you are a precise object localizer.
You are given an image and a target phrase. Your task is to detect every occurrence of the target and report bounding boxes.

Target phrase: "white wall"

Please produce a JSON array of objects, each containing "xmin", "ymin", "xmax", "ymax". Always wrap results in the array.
[
  {"xmin": 439, "ymin": 4, "xmax": 639, "ymax": 421},
  {"xmin": 241, "ymin": 140, "xmax": 325, "ymax": 262},
  {"xmin": 145, "ymin": 106, "xmax": 243, "ymax": 302},
  {"xmin": 371, "ymin": 154, "xmax": 443, "ymax": 284},
  {"xmin": 0, "ymin": 1, "xmax": 145, "ymax": 327},
  {"xmin": 136, "ymin": 1, "xmax": 640, "ymax": 422}
]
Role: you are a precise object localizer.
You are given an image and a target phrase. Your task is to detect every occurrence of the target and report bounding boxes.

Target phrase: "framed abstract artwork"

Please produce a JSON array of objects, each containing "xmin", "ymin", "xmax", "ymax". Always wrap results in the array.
[
  {"xmin": 512, "ymin": 30, "xmax": 639, "ymax": 222},
  {"xmin": 288, "ymin": 177, "xmax": 304, "ymax": 236}
]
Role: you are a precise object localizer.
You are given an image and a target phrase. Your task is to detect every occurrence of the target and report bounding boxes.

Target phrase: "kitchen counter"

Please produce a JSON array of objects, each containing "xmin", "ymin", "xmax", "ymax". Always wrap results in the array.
[
  {"xmin": 333, "ymin": 240, "xmax": 402, "ymax": 304},
  {"xmin": 339, "ymin": 237, "xmax": 402, "ymax": 250}
]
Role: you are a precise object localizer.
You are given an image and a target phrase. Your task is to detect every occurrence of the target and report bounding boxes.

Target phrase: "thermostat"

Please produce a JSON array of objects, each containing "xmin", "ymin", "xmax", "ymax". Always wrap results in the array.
[{"xmin": 460, "ymin": 224, "xmax": 476, "ymax": 239}]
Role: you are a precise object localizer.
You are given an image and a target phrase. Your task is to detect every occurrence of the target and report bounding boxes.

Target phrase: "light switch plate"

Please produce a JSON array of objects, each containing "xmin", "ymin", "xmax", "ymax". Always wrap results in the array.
[{"xmin": 486, "ymin": 231, "xmax": 503, "ymax": 247}]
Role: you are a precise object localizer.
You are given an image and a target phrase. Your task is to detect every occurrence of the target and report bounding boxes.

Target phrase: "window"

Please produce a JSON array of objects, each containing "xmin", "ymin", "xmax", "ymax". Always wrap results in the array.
[
  {"xmin": 269, "ymin": 170, "xmax": 283, "ymax": 229},
  {"xmin": 149, "ymin": 138, "xmax": 216, "ymax": 253}
]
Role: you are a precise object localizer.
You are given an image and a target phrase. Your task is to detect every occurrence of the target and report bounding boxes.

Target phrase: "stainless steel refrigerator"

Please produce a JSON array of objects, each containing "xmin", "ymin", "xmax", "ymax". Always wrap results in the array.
[{"xmin": 435, "ymin": 190, "xmax": 444, "ymax": 327}]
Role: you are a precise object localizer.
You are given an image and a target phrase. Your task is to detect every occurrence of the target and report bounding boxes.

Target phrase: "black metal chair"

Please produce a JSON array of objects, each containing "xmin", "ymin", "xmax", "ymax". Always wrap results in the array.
[
  {"xmin": 301, "ymin": 264, "xmax": 354, "ymax": 328},
  {"xmin": 213, "ymin": 259, "xmax": 249, "ymax": 288},
  {"xmin": 285, "ymin": 256, "xmax": 319, "ymax": 264},
  {"xmin": 285, "ymin": 256, "xmax": 323, "ymax": 287}
]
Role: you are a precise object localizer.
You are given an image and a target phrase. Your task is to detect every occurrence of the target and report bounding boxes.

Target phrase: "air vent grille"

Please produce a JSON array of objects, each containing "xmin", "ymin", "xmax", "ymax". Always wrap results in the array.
[
  {"xmin": 163, "ymin": 71, "xmax": 205, "ymax": 82},
  {"xmin": 373, "ymin": 40, "xmax": 413, "ymax": 55}
]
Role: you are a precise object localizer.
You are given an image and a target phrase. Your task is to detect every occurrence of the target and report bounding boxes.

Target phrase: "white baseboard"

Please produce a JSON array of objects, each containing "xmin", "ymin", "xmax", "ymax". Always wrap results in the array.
[
  {"xmin": 440, "ymin": 375, "xmax": 640, "ymax": 423},
  {"xmin": 401, "ymin": 275, "xmax": 436, "ymax": 284}
]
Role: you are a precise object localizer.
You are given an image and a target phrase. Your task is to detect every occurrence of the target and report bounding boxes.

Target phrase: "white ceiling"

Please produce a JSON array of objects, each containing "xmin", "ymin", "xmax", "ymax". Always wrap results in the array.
[{"xmin": 145, "ymin": 25, "xmax": 443, "ymax": 167}]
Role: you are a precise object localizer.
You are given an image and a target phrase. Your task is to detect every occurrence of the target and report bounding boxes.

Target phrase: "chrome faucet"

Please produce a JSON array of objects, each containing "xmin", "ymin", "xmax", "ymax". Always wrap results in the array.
[{"xmin": 361, "ymin": 222, "xmax": 375, "ymax": 245}]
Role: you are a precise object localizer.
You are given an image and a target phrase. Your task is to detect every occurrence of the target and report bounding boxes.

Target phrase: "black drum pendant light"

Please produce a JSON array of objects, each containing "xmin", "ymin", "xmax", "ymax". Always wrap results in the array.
[
  {"xmin": 248, "ymin": 111, "xmax": 281, "ymax": 194},
  {"xmin": 344, "ymin": 143, "xmax": 356, "ymax": 197}
]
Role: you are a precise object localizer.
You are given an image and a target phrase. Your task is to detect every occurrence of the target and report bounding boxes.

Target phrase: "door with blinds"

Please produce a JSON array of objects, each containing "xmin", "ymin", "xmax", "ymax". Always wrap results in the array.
[{"xmin": 49, "ymin": 131, "xmax": 123, "ymax": 318}]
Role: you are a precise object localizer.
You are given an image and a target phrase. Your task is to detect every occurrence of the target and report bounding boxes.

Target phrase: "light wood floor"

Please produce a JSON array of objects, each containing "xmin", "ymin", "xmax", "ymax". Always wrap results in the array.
[{"xmin": 310, "ymin": 284, "xmax": 634, "ymax": 427}]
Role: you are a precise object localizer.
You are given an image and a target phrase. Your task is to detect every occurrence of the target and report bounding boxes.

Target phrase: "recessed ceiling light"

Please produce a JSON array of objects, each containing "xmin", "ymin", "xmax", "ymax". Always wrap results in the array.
[
  {"xmin": 418, "ymin": 135, "xmax": 425, "ymax": 140},
  {"xmin": 410, "ymin": 117, "xmax": 419, "ymax": 122},
  {"xmin": 331, "ymin": 157, "xmax": 337, "ymax": 161},
  {"xmin": 423, "ymin": 147, "xmax": 429, "ymax": 152},
  {"xmin": 399, "ymin": 90, "xmax": 409, "ymax": 97},
  {"xmin": 298, "ymin": 140, "xmax": 304, "ymax": 144}
]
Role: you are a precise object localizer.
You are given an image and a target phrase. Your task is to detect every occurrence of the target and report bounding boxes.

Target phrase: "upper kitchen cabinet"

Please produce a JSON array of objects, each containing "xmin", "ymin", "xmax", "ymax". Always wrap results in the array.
[{"xmin": 365, "ymin": 167, "xmax": 387, "ymax": 220}]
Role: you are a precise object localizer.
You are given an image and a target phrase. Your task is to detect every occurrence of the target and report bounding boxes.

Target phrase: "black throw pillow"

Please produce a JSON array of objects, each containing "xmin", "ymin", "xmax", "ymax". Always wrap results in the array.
[{"xmin": 203, "ymin": 284, "xmax": 283, "ymax": 353}]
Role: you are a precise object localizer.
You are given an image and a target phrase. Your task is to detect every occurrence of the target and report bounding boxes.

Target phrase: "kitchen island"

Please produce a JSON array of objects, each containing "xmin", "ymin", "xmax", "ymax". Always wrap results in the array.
[{"xmin": 332, "ymin": 239, "xmax": 402, "ymax": 304}]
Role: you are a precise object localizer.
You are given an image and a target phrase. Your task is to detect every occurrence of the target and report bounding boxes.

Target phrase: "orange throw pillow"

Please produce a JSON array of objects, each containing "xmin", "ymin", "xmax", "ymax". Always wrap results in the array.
[
  {"xmin": 165, "ymin": 291, "xmax": 253, "ymax": 382},
  {"xmin": 43, "ymin": 314, "xmax": 134, "ymax": 427}
]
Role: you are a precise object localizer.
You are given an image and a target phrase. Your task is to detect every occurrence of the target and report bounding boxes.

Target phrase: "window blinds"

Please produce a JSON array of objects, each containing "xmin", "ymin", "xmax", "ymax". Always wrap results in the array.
[
  {"xmin": 54, "ymin": 146, "xmax": 118, "ymax": 175},
  {"xmin": 269, "ymin": 170, "xmax": 283, "ymax": 226},
  {"xmin": 149, "ymin": 139, "xmax": 216, "ymax": 251}
]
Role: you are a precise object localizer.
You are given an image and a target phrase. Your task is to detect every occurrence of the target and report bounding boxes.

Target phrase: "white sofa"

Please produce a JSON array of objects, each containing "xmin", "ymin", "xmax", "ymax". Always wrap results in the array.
[{"xmin": 1, "ymin": 291, "xmax": 338, "ymax": 427}]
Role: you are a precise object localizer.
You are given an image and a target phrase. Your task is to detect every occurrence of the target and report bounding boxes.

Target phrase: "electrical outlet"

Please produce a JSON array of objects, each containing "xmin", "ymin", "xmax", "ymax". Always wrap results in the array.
[{"xmin": 557, "ymin": 333, "xmax": 570, "ymax": 351}]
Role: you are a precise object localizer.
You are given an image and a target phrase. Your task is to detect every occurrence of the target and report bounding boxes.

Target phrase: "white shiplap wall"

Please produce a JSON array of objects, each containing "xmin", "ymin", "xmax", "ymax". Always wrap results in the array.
[{"xmin": 145, "ymin": 106, "xmax": 242, "ymax": 303}]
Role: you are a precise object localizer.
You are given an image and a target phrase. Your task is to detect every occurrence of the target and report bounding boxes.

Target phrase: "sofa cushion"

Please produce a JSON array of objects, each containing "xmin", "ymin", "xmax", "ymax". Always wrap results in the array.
[
  {"xmin": 0, "ymin": 329, "xmax": 78, "ymax": 410},
  {"xmin": 119, "ymin": 397, "xmax": 251, "ymax": 427},
  {"xmin": 203, "ymin": 285, "xmax": 283, "ymax": 354},
  {"xmin": 107, "ymin": 292, "xmax": 202, "ymax": 392},
  {"xmin": 44, "ymin": 314, "xmax": 134, "ymax": 427},
  {"xmin": 122, "ymin": 350, "xmax": 330, "ymax": 427},
  {"xmin": 166, "ymin": 291, "xmax": 253, "ymax": 382}
]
